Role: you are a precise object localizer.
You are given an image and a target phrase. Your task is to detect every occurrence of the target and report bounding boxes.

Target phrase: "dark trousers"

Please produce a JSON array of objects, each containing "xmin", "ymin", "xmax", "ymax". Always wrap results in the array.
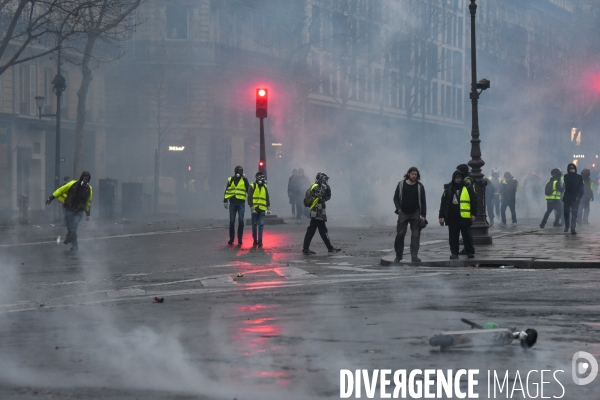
[
  {"xmin": 577, "ymin": 199, "xmax": 591, "ymax": 224},
  {"xmin": 540, "ymin": 200, "xmax": 562, "ymax": 227},
  {"xmin": 65, "ymin": 209, "xmax": 84, "ymax": 249},
  {"xmin": 448, "ymin": 218, "xmax": 474, "ymax": 255},
  {"xmin": 229, "ymin": 202, "xmax": 245, "ymax": 242},
  {"xmin": 251, "ymin": 210, "xmax": 265, "ymax": 242},
  {"xmin": 393, "ymin": 210, "xmax": 421, "ymax": 258},
  {"xmin": 564, "ymin": 200, "xmax": 580, "ymax": 231},
  {"xmin": 303, "ymin": 218, "xmax": 333, "ymax": 250},
  {"xmin": 294, "ymin": 198, "xmax": 306, "ymax": 219},
  {"xmin": 501, "ymin": 200, "xmax": 517, "ymax": 224},
  {"xmin": 486, "ymin": 198, "xmax": 495, "ymax": 222}
]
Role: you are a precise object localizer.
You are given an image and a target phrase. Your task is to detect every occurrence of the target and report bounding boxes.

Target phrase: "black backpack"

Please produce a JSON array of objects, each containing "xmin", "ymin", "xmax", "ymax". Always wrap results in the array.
[
  {"xmin": 544, "ymin": 180, "xmax": 554, "ymax": 196},
  {"xmin": 303, "ymin": 186, "xmax": 315, "ymax": 207}
]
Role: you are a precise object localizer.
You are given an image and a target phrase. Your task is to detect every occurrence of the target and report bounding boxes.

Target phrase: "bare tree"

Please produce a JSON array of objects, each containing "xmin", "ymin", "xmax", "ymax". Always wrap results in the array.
[
  {"xmin": 66, "ymin": 0, "xmax": 143, "ymax": 176},
  {"xmin": 0, "ymin": 0, "xmax": 91, "ymax": 76}
]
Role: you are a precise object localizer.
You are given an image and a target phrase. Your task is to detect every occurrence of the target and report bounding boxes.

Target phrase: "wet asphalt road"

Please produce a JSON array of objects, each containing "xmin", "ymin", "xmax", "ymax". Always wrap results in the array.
[{"xmin": 0, "ymin": 217, "xmax": 599, "ymax": 399}]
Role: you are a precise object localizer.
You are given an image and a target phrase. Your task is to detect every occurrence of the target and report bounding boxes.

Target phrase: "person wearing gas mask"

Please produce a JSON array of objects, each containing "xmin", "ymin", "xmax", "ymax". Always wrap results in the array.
[
  {"xmin": 223, "ymin": 166, "xmax": 250, "ymax": 245},
  {"xmin": 248, "ymin": 172, "xmax": 270, "ymax": 247},
  {"xmin": 302, "ymin": 172, "xmax": 341, "ymax": 255},
  {"xmin": 45, "ymin": 171, "xmax": 93, "ymax": 252}
]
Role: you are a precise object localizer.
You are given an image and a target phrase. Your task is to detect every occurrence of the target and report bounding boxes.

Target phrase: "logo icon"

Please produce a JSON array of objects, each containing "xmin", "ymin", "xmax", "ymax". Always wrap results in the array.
[{"xmin": 572, "ymin": 351, "xmax": 598, "ymax": 385}]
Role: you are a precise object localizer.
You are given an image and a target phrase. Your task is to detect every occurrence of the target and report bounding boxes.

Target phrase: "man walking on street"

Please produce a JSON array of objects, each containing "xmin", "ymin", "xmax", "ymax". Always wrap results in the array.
[
  {"xmin": 302, "ymin": 172, "xmax": 341, "ymax": 255},
  {"xmin": 248, "ymin": 172, "xmax": 270, "ymax": 247},
  {"xmin": 392, "ymin": 167, "xmax": 427, "ymax": 263},
  {"xmin": 439, "ymin": 169, "xmax": 477, "ymax": 259},
  {"xmin": 563, "ymin": 163, "xmax": 584, "ymax": 234},
  {"xmin": 540, "ymin": 168, "xmax": 564, "ymax": 229},
  {"xmin": 577, "ymin": 168, "xmax": 594, "ymax": 225},
  {"xmin": 488, "ymin": 168, "xmax": 501, "ymax": 217},
  {"xmin": 45, "ymin": 171, "xmax": 93, "ymax": 252},
  {"xmin": 224, "ymin": 166, "xmax": 250, "ymax": 245},
  {"xmin": 288, "ymin": 169, "xmax": 297, "ymax": 218},
  {"xmin": 500, "ymin": 172, "xmax": 518, "ymax": 226}
]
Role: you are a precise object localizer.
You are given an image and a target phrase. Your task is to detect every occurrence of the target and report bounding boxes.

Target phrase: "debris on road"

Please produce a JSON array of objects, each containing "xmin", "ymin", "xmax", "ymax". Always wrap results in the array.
[
  {"xmin": 153, "ymin": 297, "xmax": 164, "ymax": 303},
  {"xmin": 237, "ymin": 273, "xmax": 244, "ymax": 277},
  {"xmin": 429, "ymin": 318, "xmax": 537, "ymax": 350}
]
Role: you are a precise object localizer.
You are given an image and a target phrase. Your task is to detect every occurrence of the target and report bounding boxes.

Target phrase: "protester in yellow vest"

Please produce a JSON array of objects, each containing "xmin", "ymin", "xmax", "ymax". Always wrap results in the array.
[
  {"xmin": 439, "ymin": 169, "xmax": 477, "ymax": 260},
  {"xmin": 248, "ymin": 172, "xmax": 270, "ymax": 247},
  {"xmin": 540, "ymin": 168, "xmax": 564, "ymax": 229},
  {"xmin": 45, "ymin": 171, "xmax": 93, "ymax": 252},
  {"xmin": 302, "ymin": 172, "xmax": 341, "ymax": 255},
  {"xmin": 223, "ymin": 166, "xmax": 250, "ymax": 245}
]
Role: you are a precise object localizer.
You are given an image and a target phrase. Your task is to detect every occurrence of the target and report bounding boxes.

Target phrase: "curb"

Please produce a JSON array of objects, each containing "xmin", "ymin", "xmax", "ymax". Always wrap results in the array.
[{"xmin": 380, "ymin": 255, "xmax": 600, "ymax": 269}]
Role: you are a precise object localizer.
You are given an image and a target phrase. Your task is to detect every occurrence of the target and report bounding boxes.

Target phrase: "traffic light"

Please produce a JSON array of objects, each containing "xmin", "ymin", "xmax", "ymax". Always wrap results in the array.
[
  {"xmin": 258, "ymin": 160, "xmax": 265, "ymax": 168},
  {"xmin": 256, "ymin": 88, "xmax": 268, "ymax": 118}
]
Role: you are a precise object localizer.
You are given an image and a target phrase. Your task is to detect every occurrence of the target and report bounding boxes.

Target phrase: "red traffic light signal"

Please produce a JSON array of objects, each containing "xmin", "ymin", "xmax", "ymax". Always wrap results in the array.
[
  {"xmin": 256, "ymin": 88, "xmax": 268, "ymax": 118},
  {"xmin": 258, "ymin": 161, "xmax": 265, "ymax": 167}
]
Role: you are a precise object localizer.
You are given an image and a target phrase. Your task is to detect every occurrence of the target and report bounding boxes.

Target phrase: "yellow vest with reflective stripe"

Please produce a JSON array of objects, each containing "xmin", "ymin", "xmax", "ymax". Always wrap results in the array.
[
  {"xmin": 546, "ymin": 180, "xmax": 560, "ymax": 200},
  {"xmin": 459, "ymin": 187, "xmax": 471, "ymax": 218},
  {"xmin": 251, "ymin": 183, "xmax": 267, "ymax": 211},
  {"xmin": 224, "ymin": 177, "xmax": 247, "ymax": 200},
  {"xmin": 309, "ymin": 183, "xmax": 320, "ymax": 210}
]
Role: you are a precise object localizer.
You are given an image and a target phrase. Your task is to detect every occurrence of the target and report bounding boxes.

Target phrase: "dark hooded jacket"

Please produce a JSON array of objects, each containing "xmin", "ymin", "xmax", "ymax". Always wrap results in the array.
[
  {"xmin": 563, "ymin": 163, "xmax": 584, "ymax": 203},
  {"xmin": 438, "ymin": 170, "xmax": 477, "ymax": 221},
  {"xmin": 52, "ymin": 171, "xmax": 93, "ymax": 215}
]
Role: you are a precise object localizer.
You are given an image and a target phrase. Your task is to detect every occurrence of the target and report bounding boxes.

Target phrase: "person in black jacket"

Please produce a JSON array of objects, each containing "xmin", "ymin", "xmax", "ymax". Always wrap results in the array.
[
  {"xmin": 563, "ymin": 163, "xmax": 584, "ymax": 234},
  {"xmin": 439, "ymin": 169, "xmax": 477, "ymax": 259},
  {"xmin": 500, "ymin": 172, "xmax": 518, "ymax": 226},
  {"xmin": 302, "ymin": 172, "xmax": 341, "ymax": 255},
  {"xmin": 392, "ymin": 167, "xmax": 427, "ymax": 263}
]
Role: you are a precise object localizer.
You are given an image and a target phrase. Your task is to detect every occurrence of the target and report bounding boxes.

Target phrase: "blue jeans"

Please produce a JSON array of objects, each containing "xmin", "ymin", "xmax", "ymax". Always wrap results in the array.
[
  {"xmin": 252, "ymin": 210, "xmax": 265, "ymax": 242},
  {"xmin": 229, "ymin": 202, "xmax": 245, "ymax": 242},
  {"xmin": 65, "ymin": 209, "xmax": 84, "ymax": 249}
]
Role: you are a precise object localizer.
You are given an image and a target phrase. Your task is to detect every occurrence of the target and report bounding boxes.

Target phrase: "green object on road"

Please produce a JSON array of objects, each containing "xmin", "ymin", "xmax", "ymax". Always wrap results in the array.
[{"xmin": 483, "ymin": 322, "xmax": 499, "ymax": 329}]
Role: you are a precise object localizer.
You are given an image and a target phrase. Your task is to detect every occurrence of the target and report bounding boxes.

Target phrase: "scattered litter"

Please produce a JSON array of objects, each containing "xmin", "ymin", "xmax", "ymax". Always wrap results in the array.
[
  {"xmin": 56, "ymin": 236, "xmax": 61, "ymax": 244},
  {"xmin": 39, "ymin": 304, "xmax": 44, "ymax": 307},
  {"xmin": 237, "ymin": 273, "xmax": 244, "ymax": 277},
  {"xmin": 429, "ymin": 318, "xmax": 537, "ymax": 350},
  {"xmin": 184, "ymin": 298, "xmax": 189, "ymax": 300},
  {"xmin": 153, "ymin": 297, "xmax": 164, "ymax": 303},
  {"xmin": 499, "ymin": 265, "xmax": 515, "ymax": 269}
]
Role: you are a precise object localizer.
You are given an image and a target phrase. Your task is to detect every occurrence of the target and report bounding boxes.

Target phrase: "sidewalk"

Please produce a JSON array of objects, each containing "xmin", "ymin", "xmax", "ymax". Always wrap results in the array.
[{"xmin": 381, "ymin": 219, "xmax": 600, "ymax": 268}]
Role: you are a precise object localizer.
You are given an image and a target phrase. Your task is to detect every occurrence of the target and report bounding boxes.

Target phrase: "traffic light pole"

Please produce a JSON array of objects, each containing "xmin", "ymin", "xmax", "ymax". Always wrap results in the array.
[{"xmin": 259, "ymin": 117, "xmax": 267, "ymax": 179}]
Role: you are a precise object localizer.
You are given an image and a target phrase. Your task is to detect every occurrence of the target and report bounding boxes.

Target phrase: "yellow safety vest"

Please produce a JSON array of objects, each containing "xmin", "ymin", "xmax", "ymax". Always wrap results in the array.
[
  {"xmin": 224, "ymin": 177, "xmax": 247, "ymax": 201},
  {"xmin": 546, "ymin": 180, "xmax": 560, "ymax": 201},
  {"xmin": 251, "ymin": 183, "xmax": 268, "ymax": 211},
  {"xmin": 459, "ymin": 187, "xmax": 471, "ymax": 219},
  {"xmin": 52, "ymin": 180, "xmax": 93, "ymax": 213},
  {"xmin": 309, "ymin": 183, "xmax": 320, "ymax": 210}
]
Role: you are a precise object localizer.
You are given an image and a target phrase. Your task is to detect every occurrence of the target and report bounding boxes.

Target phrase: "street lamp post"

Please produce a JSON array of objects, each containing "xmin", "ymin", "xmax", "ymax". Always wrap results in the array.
[
  {"xmin": 35, "ymin": 46, "xmax": 66, "ymax": 221},
  {"xmin": 467, "ymin": 0, "xmax": 492, "ymax": 245}
]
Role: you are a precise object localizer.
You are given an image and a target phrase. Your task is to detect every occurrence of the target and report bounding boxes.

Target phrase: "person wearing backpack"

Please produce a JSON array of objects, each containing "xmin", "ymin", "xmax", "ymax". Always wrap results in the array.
[
  {"xmin": 248, "ymin": 172, "xmax": 270, "ymax": 247},
  {"xmin": 540, "ymin": 168, "xmax": 564, "ymax": 229},
  {"xmin": 392, "ymin": 167, "xmax": 427, "ymax": 263},
  {"xmin": 45, "ymin": 171, "xmax": 93, "ymax": 252},
  {"xmin": 302, "ymin": 172, "xmax": 341, "ymax": 255}
]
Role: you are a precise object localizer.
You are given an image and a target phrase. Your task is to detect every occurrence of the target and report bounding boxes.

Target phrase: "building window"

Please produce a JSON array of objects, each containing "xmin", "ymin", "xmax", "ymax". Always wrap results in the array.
[
  {"xmin": 457, "ymin": 88, "xmax": 463, "ymax": 119},
  {"xmin": 166, "ymin": 4, "xmax": 188, "ymax": 40},
  {"xmin": 390, "ymin": 72, "xmax": 398, "ymax": 108}
]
